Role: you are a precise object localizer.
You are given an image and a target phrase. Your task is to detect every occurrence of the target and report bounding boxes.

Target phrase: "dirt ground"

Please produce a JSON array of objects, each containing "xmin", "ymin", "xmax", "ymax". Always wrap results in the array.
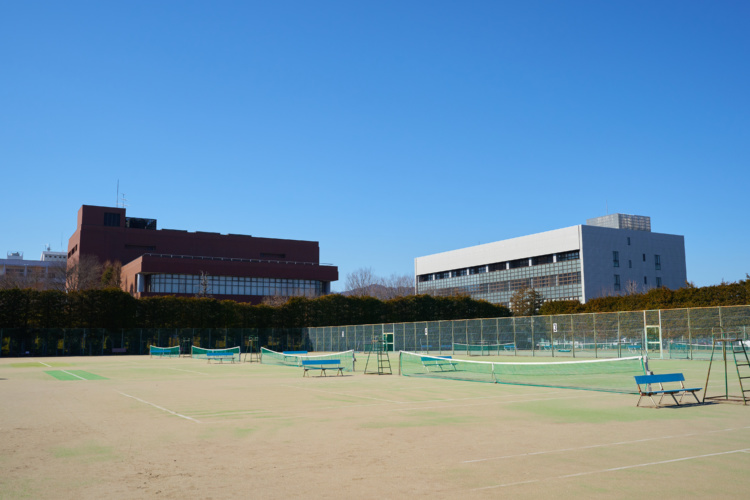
[{"xmin": 1, "ymin": 354, "xmax": 749, "ymax": 499}]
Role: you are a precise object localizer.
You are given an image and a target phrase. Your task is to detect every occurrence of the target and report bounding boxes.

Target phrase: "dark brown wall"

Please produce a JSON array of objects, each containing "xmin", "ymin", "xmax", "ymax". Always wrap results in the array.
[
  {"xmin": 71, "ymin": 205, "xmax": 338, "ymax": 300},
  {"xmin": 69, "ymin": 205, "xmax": 324, "ymax": 266}
]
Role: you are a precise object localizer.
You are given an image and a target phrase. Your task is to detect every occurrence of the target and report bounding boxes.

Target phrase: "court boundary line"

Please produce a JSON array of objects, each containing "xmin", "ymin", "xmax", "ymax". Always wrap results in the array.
[
  {"xmin": 60, "ymin": 370, "xmax": 87, "ymax": 380},
  {"xmin": 462, "ymin": 425, "xmax": 750, "ymax": 463},
  {"xmin": 119, "ymin": 391, "xmax": 201, "ymax": 423},
  {"xmin": 473, "ymin": 447, "xmax": 750, "ymax": 490},
  {"xmin": 167, "ymin": 367, "xmax": 209, "ymax": 375}
]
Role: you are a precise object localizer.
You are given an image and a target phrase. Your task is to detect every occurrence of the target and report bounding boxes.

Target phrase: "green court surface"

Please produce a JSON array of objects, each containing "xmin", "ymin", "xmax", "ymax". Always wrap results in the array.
[{"xmin": 1, "ymin": 353, "xmax": 748, "ymax": 499}]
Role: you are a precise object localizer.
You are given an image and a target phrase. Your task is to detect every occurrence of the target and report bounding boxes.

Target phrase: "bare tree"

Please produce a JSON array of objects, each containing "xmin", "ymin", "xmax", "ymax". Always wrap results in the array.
[
  {"xmin": 261, "ymin": 295, "xmax": 289, "ymax": 307},
  {"xmin": 66, "ymin": 255, "xmax": 103, "ymax": 291},
  {"xmin": 345, "ymin": 268, "xmax": 415, "ymax": 300},
  {"xmin": 101, "ymin": 260, "xmax": 122, "ymax": 288},
  {"xmin": 625, "ymin": 280, "xmax": 639, "ymax": 295},
  {"xmin": 195, "ymin": 271, "xmax": 213, "ymax": 298},
  {"xmin": 509, "ymin": 286, "xmax": 544, "ymax": 317},
  {"xmin": 345, "ymin": 267, "xmax": 379, "ymax": 297},
  {"xmin": 378, "ymin": 273, "xmax": 415, "ymax": 300}
]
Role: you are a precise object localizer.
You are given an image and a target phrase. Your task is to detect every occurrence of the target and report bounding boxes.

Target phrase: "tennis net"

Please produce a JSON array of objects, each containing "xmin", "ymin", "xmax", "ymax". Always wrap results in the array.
[
  {"xmin": 261, "ymin": 347, "xmax": 355, "ymax": 371},
  {"xmin": 191, "ymin": 346, "xmax": 241, "ymax": 361},
  {"xmin": 149, "ymin": 345, "xmax": 180, "ymax": 357},
  {"xmin": 452, "ymin": 342, "xmax": 516, "ymax": 355},
  {"xmin": 399, "ymin": 351, "xmax": 645, "ymax": 393}
]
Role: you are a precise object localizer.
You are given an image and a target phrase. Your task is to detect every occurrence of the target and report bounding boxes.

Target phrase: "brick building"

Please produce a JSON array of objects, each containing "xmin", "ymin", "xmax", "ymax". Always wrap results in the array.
[{"xmin": 67, "ymin": 205, "xmax": 338, "ymax": 303}]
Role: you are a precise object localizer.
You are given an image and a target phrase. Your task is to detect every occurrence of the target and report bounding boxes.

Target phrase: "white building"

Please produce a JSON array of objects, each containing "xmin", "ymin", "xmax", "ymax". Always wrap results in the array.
[
  {"xmin": 414, "ymin": 214, "xmax": 687, "ymax": 305},
  {"xmin": 0, "ymin": 249, "xmax": 67, "ymax": 289}
]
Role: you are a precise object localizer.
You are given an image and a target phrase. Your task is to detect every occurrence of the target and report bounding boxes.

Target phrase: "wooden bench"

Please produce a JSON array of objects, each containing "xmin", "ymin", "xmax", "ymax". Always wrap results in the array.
[
  {"xmin": 301, "ymin": 359, "xmax": 344, "ymax": 377},
  {"xmin": 421, "ymin": 356, "xmax": 457, "ymax": 372},
  {"xmin": 206, "ymin": 353, "xmax": 236, "ymax": 364},
  {"xmin": 634, "ymin": 373, "xmax": 703, "ymax": 408}
]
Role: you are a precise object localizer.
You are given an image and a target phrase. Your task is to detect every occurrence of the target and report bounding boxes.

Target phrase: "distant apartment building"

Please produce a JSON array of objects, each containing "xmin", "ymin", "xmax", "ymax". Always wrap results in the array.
[
  {"xmin": 414, "ymin": 214, "xmax": 687, "ymax": 306},
  {"xmin": 67, "ymin": 205, "xmax": 338, "ymax": 303},
  {"xmin": 0, "ymin": 250, "xmax": 67, "ymax": 290}
]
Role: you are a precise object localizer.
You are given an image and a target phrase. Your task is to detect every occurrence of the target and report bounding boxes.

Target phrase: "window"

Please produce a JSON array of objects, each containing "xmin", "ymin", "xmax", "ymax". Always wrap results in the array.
[
  {"xmin": 627, "ymin": 237, "xmax": 631, "ymax": 246},
  {"xmin": 614, "ymin": 274, "xmax": 621, "ymax": 291},
  {"xmin": 557, "ymin": 250, "xmax": 580, "ymax": 261},
  {"xmin": 655, "ymin": 254, "xmax": 661, "ymax": 270},
  {"xmin": 643, "ymin": 253, "xmax": 646, "ymax": 262},
  {"xmin": 656, "ymin": 277, "xmax": 662, "ymax": 287},
  {"xmin": 644, "ymin": 276, "xmax": 648, "ymax": 285},
  {"xmin": 628, "ymin": 260, "xmax": 632, "ymax": 269},
  {"xmin": 103, "ymin": 212, "xmax": 121, "ymax": 227},
  {"xmin": 613, "ymin": 251, "xmax": 620, "ymax": 267},
  {"xmin": 557, "ymin": 272, "xmax": 581, "ymax": 285}
]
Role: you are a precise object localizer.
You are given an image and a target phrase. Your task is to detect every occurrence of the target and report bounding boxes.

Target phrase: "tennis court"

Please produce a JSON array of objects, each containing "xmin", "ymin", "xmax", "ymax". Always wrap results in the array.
[{"xmin": 1, "ymin": 353, "xmax": 748, "ymax": 499}]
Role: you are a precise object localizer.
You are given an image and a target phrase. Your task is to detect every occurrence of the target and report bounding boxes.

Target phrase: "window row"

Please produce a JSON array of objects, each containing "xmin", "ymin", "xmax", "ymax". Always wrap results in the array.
[
  {"xmin": 146, "ymin": 274, "xmax": 326, "ymax": 297},
  {"xmin": 419, "ymin": 250, "xmax": 580, "ymax": 282},
  {"xmin": 420, "ymin": 272, "xmax": 581, "ymax": 297}
]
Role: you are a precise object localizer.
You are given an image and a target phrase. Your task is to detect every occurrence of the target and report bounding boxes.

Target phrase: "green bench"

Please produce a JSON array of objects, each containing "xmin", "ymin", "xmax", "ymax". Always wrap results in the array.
[
  {"xmin": 634, "ymin": 373, "xmax": 702, "ymax": 408},
  {"xmin": 207, "ymin": 353, "xmax": 235, "ymax": 364},
  {"xmin": 301, "ymin": 359, "xmax": 344, "ymax": 377}
]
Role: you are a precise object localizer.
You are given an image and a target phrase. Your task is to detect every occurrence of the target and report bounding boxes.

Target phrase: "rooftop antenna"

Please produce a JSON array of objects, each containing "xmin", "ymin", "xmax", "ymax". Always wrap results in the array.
[{"xmin": 116, "ymin": 181, "xmax": 128, "ymax": 209}]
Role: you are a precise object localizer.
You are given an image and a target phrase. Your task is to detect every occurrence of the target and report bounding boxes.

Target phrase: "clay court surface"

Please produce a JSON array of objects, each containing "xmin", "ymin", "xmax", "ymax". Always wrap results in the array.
[{"xmin": 1, "ymin": 354, "xmax": 749, "ymax": 499}]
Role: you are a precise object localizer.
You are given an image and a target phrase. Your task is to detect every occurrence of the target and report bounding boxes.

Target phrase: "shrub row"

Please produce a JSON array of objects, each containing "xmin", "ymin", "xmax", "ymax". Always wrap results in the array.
[
  {"xmin": 0, "ymin": 289, "xmax": 509, "ymax": 329},
  {"xmin": 539, "ymin": 278, "xmax": 750, "ymax": 315}
]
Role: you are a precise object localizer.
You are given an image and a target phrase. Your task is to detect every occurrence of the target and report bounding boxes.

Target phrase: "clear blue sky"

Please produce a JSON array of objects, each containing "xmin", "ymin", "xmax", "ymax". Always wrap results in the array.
[{"xmin": 2, "ymin": 1, "xmax": 748, "ymax": 291}]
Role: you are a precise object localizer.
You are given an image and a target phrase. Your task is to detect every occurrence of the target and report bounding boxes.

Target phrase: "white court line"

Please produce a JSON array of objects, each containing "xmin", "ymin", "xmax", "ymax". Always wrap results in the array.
[
  {"xmin": 473, "ymin": 447, "xmax": 750, "ymax": 490},
  {"xmin": 60, "ymin": 370, "xmax": 87, "ymax": 380},
  {"xmin": 399, "ymin": 393, "xmax": 597, "ymax": 413},
  {"xmin": 167, "ymin": 367, "xmax": 208, "ymax": 375},
  {"xmin": 280, "ymin": 384, "xmax": 404, "ymax": 404},
  {"xmin": 119, "ymin": 392, "xmax": 201, "ymax": 423},
  {"xmin": 462, "ymin": 425, "xmax": 750, "ymax": 463},
  {"xmin": 37, "ymin": 361, "xmax": 51, "ymax": 367}
]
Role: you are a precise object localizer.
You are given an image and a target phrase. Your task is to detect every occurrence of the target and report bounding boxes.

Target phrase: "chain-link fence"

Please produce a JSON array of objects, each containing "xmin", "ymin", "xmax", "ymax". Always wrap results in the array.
[
  {"xmin": 0, "ymin": 327, "xmax": 307, "ymax": 357},
  {"xmin": 3, "ymin": 305, "xmax": 748, "ymax": 359},
  {"xmin": 307, "ymin": 305, "xmax": 750, "ymax": 360}
]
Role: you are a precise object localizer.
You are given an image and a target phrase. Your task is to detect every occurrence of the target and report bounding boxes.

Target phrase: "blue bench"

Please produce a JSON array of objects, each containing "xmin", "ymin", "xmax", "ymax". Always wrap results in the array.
[
  {"xmin": 634, "ymin": 373, "xmax": 702, "ymax": 408},
  {"xmin": 504, "ymin": 344, "xmax": 516, "ymax": 351},
  {"xmin": 284, "ymin": 351, "xmax": 308, "ymax": 355},
  {"xmin": 206, "ymin": 353, "xmax": 236, "ymax": 364},
  {"xmin": 301, "ymin": 359, "xmax": 344, "ymax": 377},
  {"xmin": 421, "ymin": 356, "xmax": 457, "ymax": 372}
]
